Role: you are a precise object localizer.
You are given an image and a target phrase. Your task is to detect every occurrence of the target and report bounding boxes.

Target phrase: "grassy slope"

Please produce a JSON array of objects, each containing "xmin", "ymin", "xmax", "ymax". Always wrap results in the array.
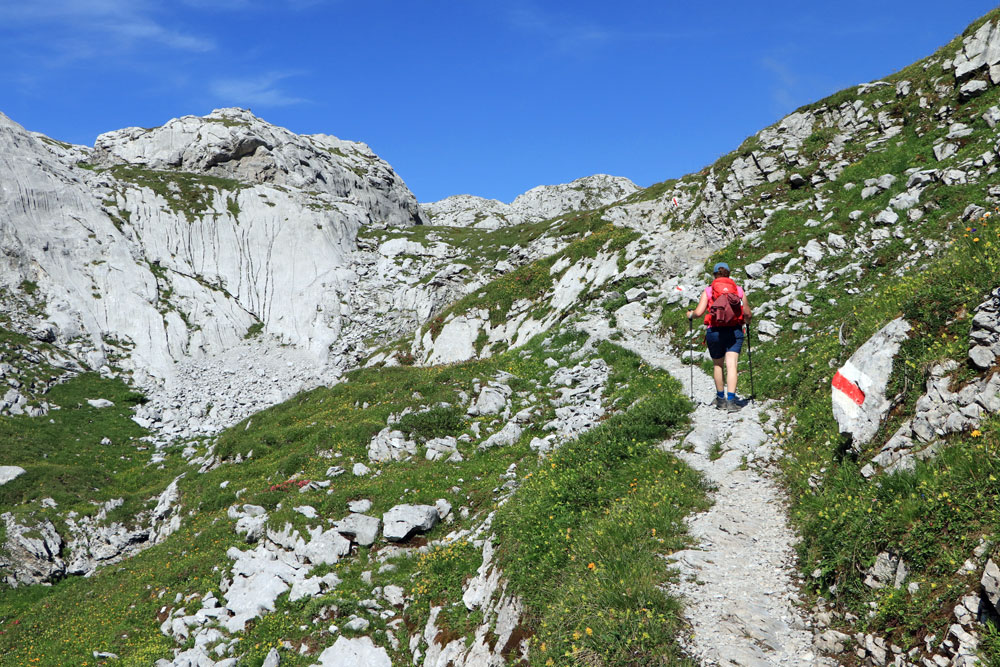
[
  {"xmin": 0, "ymin": 324, "xmax": 702, "ymax": 666},
  {"xmin": 656, "ymin": 8, "xmax": 1000, "ymax": 659}
]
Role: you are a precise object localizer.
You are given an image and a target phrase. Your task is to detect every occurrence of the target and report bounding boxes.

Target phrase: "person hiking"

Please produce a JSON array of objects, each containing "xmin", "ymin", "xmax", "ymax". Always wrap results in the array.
[{"xmin": 686, "ymin": 262, "xmax": 752, "ymax": 412}]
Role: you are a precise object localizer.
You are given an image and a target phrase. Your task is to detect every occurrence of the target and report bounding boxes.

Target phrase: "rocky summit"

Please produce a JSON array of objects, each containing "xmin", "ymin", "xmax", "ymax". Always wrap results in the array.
[{"xmin": 6, "ymin": 8, "xmax": 1000, "ymax": 667}]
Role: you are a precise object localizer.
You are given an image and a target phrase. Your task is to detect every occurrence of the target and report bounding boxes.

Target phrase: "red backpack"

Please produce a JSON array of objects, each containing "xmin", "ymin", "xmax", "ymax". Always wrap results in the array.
[{"xmin": 705, "ymin": 277, "xmax": 744, "ymax": 327}]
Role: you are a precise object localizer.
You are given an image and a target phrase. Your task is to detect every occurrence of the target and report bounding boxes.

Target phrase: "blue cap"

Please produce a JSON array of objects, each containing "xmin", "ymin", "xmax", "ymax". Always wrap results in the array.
[{"xmin": 713, "ymin": 262, "xmax": 730, "ymax": 273}]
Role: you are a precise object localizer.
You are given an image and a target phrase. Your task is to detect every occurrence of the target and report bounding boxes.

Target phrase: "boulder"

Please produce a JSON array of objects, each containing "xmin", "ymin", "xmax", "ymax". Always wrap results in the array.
[
  {"xmin": 223, "ymin": 546, "xmax": 302, "ymax": 632},
  {"xmin": 832, "ymin": 318, "xmax": 910, "ymax": 449},
  {"xmin": 864, "ymin": 551, "xmax": 907, "ymax": 589},
  {"xmin": 800, "ymin": 239, "xmax": 824, "ymax": 262},
  {"xmin": 933, "ymin": 142, "xmax": 959, "ymax": 161},
  {"xmin": 334, "ymin": 514, "xmax": 381, "ymax": 547},
  {"xmin": 235, "ymin": 514, "xmax": 268, "ymax": 543},
  {"xmin": 888, "ymin": 189, "xmax": 921, "ymax": 211},
  {"xmin": 382, "ymin": 504, "xmax": 439, "ymax": 541},
  {"xmin": 478, "ymin": 422, "xmax": 523, "ymax": 450},
  {"xmin": 424, "ymin": 436, "xmax": 462, "ymax": 462},
  {"xmin": 366, "ymin": 427, "xmax": 417, "ymax": 463},
  {"xmin": 952, "ymin": 20, "xmax": 1000, "ymax": 81},
  {"xmin": 0, "ymin": 466, "xmax": 25, "ymax": 486},
  {"xmin": 298, "ymin": 528, "xmax": 352, "ymax": 566},
  {"xmin": 263, "ymin": 648, "xmax": 281, "ymax": 667},
  {"xmin": 468, "ymin": 383, "xmax": 509, "ymax": 416},
  {"xmin": 625, "ymin": 286, "xmax": 647, "ymax": 302},
  {"xmin": 971, "ymin": 346, "xmax": 996, "ymax": 370},
  {"xmin": 814, "ymin": 630, "xmax": 851, "ymax": 654},
  {"xmin": 383, "ymin": 584, "xmax": 405, "ymax": 606},
  {"xmin": 960, "ymin": 79, "xmax": 990, "ymax": 100},
  {"xmin": 756, "ymin": 320, "xmax": 780, "ymax": 337},
  {"xmin": 312, "ymin": 636, "xmax": 391, "ymax": 667},
  {"xmin": 983, "ymin": 559, "xmax": 1000, "ymax": 610},
  {"xmin": 873, "ymin": 209, "xmax": 899, "ymax": 225},
  {"xmin": 347, "ymin": 499, "xmax": 372, "ymax": 513},
  {"xmin": 984, "ymin": 106, "xmax": 1000, "ymax": 128}
]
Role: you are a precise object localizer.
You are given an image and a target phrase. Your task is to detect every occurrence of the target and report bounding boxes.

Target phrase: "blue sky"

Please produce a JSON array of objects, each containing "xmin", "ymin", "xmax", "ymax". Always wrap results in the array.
[{"xmin": 1, "ymin": 1, "xmax": 997, "ymax": 203}]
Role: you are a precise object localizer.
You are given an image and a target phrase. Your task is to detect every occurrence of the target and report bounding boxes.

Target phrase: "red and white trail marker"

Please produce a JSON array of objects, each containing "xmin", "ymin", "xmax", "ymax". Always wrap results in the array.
[{"xmin": 831, "ymin": 360, "xmax": 867, "ymax": 416}]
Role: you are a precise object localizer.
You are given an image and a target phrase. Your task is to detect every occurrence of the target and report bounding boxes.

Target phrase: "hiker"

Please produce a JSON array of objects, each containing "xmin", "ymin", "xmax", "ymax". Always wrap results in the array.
[{"xmin": 686, "ymin": 262, "xmax": 752, "ymax": 412}]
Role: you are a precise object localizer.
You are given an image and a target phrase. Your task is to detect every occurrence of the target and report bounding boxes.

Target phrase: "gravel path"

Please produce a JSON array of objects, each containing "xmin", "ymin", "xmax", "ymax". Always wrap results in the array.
[{"xmin": 583, "ymin": 321, "xmax": 825, "ymax": 666}]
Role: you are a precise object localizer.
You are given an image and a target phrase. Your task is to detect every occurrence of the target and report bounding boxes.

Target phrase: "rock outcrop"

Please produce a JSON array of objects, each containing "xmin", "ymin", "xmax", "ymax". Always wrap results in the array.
[
  {"xmin": 0, "ymin": 108, "xmax": 423, "ymax": 387},
  {"xmin": 423, "ymin": 174, "xmax": 638, "ymax": 228}
]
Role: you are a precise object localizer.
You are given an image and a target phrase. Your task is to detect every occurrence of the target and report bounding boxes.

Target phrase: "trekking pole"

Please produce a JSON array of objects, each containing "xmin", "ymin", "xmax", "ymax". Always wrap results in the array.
[
  {"xmin": 687, "ymin": 316, "xmax": 694, "ymax": 401},
  {"xmin": 745, "ymin": 319, "xmax": 755, "ymax": 402}
]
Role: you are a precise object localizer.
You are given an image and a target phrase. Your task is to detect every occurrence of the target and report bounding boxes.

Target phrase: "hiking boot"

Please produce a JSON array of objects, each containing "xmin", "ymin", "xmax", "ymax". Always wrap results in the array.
[
  {"xmin": 714, "ymin": 396, "xmax": 726, "ymax": 410},
  {"xmin": 726, "ymin": 398, "xmax": 742, "ymax": 413}
]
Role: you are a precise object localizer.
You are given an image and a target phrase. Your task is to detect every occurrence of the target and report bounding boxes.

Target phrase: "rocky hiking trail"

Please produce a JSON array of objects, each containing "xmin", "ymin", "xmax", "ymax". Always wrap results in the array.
[{"xmin": 586, "ymin": 322, "xmax": 824, "ymax": 666}]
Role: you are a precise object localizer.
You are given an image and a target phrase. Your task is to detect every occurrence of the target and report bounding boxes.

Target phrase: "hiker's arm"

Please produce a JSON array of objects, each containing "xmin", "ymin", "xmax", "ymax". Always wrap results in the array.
[
  {"xmin": 686, "ymin": 292, "xmax": 709, "ymax": 320},
  {"xmin": 742, "ymin": 294, "xmax": 752, "ymax": 320}
]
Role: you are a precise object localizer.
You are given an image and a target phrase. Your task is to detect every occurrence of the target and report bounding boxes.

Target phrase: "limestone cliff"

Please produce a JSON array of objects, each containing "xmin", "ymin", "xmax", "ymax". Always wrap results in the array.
[{"xmin": 0, "ymin": 109, "xmax": 425, "ymax": 383}]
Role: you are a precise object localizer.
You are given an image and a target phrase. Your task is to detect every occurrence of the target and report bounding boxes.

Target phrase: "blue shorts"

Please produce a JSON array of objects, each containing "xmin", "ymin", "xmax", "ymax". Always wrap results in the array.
[{"xmin": 705, "ymin": 326, "xmax": 744, "ymax": 359}]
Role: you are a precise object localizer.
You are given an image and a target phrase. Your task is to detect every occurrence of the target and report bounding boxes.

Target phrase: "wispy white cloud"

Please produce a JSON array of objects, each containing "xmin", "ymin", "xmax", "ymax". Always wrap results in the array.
[
  {"xmin": 507, "ymin": 5, "xmax": 615, "ymax": 54},
  {"xmin": 0, "ymin": 0, "xmax": 214, "ymax": 63},
  {"xmin": 503, "ymin": 3, "xmax": 685, "ymax": 56},
  {"xmin": 210, "ymin": 72, "xmax": 309, "ymax": 107},
  {"xmin": 760, "ymin": 56, "xmax": 799, "ymax": 109}
]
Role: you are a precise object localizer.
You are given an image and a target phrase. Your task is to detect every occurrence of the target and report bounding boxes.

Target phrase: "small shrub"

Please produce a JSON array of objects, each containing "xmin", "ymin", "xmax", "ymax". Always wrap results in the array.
[{"xmin": 396, "ymin": 405, "xmax": 466, "ymax": 442}]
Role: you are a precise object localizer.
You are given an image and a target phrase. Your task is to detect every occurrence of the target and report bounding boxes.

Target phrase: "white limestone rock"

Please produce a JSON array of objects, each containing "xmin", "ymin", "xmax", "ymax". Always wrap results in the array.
[
  {"xmin": 94, "ymin": 107, "xmax": 425, "ymax": 228},
  {"xmin": 832, "ymin": 318, "xmax": 910, "ymax": 449},
  {"xmin": 478, "ymin": 422, "xmax": 523, "ymax": 450},
  {"xmin": 334, "ymin": 513, "xmax": 381, "ymax": 547},
  {"xmin": 425, "ymin": 436, "xmax": 463, "ymax": 462},
  {"xmin": 0, "ymin": 513, "xmax": 65, "ymax": 587},
  {"xmin": 952, "ymin": 20, "xmax": 1000, "ymax": 81},
  {"xmin": 312, "ymin": 636, "xmax": 391, "ymax": 667},
  {"xmin": 367, "ymin": 427, "xmax": 417, "ymax": 463},
  {"xmin": 983, "ymin": 559, "xmax": 1000, "ymax": 610},
  {"xmin": 468, "ymin": 383, "xmax": 510, "ymax": 416},
  {"xmin": 347, "ymin": 499, "xmax": 372, "ymax": 513},
  {"xmin": 614, "ymin": 301, "xmax": 649, "ymax": 332},
  {"xmin": 382, "ymin": 504, "xmax": 439, "ymax": 541},
  {"xmin": 0, "ymin": 466, "xmax": 25, "ymax": 486}
]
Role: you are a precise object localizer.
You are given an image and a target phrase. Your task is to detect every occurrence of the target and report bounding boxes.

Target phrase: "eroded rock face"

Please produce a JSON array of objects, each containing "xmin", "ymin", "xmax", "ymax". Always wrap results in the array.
[
  {"xmin": 831, "ymin": 318, "xmax": 911, "ymax": 449},
  {"xmin": 417, "ymin": 538, "xmax": 528, "ymax": 667},
  {"xmin": 0, "ymin": 514, "xmax": 65, "ymax": 586},
  {"xmin": 0, "ymin": 109, "xmax": 425, "ymax": 385}
]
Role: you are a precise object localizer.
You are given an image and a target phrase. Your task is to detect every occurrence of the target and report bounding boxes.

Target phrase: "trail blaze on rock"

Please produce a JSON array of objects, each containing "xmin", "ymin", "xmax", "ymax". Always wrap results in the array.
[{"xmin": 831, "ymin": 370, "xmax": 866, "ymax": 406}]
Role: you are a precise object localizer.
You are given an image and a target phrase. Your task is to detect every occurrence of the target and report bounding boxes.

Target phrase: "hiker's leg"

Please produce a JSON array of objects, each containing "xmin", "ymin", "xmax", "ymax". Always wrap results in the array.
[
  {"xmin": 713, "ymin": 357, "xmax": 725, "ymax": 393},
  {"xmin": 725, "ymin": 351, "xmax": 739, "ymax": 394},
  {"xmin": 706, "ymin": 329, "xmax": 726, "ymax": 394}
]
